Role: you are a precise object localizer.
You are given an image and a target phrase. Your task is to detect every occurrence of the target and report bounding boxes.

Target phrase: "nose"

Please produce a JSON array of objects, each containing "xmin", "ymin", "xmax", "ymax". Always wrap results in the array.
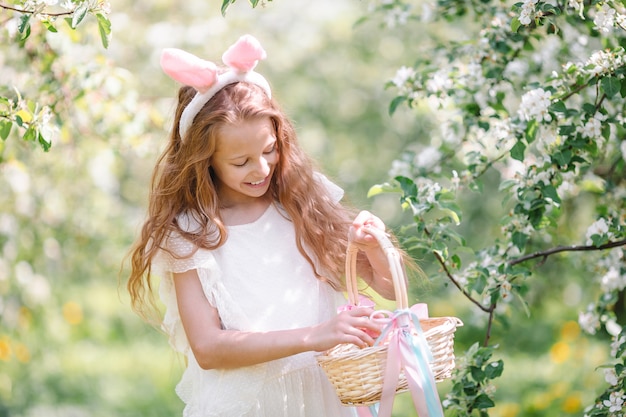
[{"xmin": 253, "ymin": 156, "xmax": 271, "ymax": 177}]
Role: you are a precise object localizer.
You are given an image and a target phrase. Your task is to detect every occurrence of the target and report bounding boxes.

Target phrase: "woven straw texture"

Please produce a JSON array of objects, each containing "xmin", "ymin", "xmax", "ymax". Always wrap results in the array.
[{"xmin": 316, "ymin": 228, "xmax": 463, "ymax": 406}]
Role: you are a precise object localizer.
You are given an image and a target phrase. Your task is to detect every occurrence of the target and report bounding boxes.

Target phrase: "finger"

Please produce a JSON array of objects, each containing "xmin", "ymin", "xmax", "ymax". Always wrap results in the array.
[
  {"xmin": 352, "ymin": 210, "xmax": 371, "ymax": 227},
  {"xmin": 346, "ymin": 327, "xmax": 376, "ymax": 348},
  {"xmin": 346, "ymin": 306, "xmax": 375, "ymax": 318}
]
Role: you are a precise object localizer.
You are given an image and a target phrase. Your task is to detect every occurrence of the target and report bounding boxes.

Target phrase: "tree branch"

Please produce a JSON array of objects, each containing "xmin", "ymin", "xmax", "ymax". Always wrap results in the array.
[
  {"xmin": 509, "ymin": 238, "xmax": 626, "ymax": 266},
  {"xmin": 0, "ymin": 3, "xmax": 72, "ymax": 17},
  {"xmin": 431, "ymin": 249, "xmax": 493, "ymax": 312}
]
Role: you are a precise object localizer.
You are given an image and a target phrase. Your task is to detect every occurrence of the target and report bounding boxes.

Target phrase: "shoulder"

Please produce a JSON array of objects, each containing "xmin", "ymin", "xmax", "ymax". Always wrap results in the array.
[
  {"xmin": 156, "ymin": 211, "xmax": 217, "ymax": 273},
  {"xmin": 313, "ymin": 172, "xmax": 344, "ymax": 203}
]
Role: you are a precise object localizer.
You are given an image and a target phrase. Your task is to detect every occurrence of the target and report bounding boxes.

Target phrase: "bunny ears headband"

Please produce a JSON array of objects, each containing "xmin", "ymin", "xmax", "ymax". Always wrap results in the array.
[{"xmin": 160, "ymin": 34, "xmax": 272, "ymax": 140}]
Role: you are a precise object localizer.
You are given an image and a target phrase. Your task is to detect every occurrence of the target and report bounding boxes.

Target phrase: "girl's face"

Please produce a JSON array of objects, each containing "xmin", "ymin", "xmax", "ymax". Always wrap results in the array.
[{"xmin": 211, "ymin": 117, "xmax": 279, "ymax": 207}]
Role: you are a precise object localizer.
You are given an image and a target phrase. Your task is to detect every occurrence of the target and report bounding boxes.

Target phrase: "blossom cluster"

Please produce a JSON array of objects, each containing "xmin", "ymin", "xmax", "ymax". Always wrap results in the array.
[
  {"xmin": 518, "ymin": 88, "xmax": 552, "ymax": 122},
  {"xmin": 518, "ymin": 0, "xmax": 539, "ymax": 25}
]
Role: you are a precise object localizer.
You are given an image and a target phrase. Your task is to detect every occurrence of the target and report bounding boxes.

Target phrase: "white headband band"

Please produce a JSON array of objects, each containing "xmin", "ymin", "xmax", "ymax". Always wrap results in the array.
[{"xmin": 160, "ymin": 35, "xmax": 272, "ymax": 140}]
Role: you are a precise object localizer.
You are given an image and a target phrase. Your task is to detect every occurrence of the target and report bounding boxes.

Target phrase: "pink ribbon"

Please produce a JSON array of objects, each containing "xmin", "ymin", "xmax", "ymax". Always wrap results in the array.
[{"xmin": 374, "ymin": 310, "xmax": 444, "ymax": 417}]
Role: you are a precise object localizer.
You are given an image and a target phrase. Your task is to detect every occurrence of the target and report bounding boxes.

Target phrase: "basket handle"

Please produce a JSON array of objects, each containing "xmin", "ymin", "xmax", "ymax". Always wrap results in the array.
[{"xmin": 345, "ymin": 226, "xmax": 409, "ymax": 310}]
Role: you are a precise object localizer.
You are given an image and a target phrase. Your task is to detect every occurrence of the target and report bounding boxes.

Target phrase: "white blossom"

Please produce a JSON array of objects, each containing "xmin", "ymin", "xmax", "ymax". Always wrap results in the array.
[
  {"xmin": 605, "ymin": 368, "xmax": 619, "ymax": 386},
  {"xmin": 607, "ymin": 319, "xmax": 623, "ymax": 337},
  {"xmin": 426, "ymin": 69, "xmax": 453, "ymax": 93},
  {"xmin": 388, "ymin": 159, "xmax": 412, "ymax": 178},
  {"xmin": 600, "ymin": 267, "xmax": 626, "ymax": 293},
  {"xmin": 585, "ymin": 49, "xmax": 623, "ymax": 76},
  {"xmin": 392, "ymin": 66, "xmax": 415, "ymax": 89},
  {"xmin": 578, "ymin": 112, "xmax": 607, "ymax": 140},
  {"xmin": 414, "ymin": 146, "xmax": 442, "ymax": 170},
  {"xmin": 594, "ymin": 4, "xmax": 616, "ymax": 34},
  {"xmin": 385, "ymin": 6, "xmax": 410, "ymax": 27},
  {"xmin": 519, "ymin": 0, "xmax": 538, "ymax": 25},
  {"xmin": 463, "ymin": 61, "xmax": 485, "ymax": 90},
  {"xmin": 579, "ymin": 308, "xmax": 600, "ymax": 334},
  {"xmin": 416, "ymin": 178, "xmax": 442, "ymax": 204},
  {"xmin": 586, "ymin": 218, "xmax": 610, "ymax": 244},
  {"xmin": 518, "ymin": 88, "xmax": 552, "ymax": 122},
  {"xmin": 621, "ymin": 140, "xmax": 626, "ymax": 162},
  {"xmin": 569, "ymin": 0, "xmax": 585, "ymax": 18},
  {"xmin": 603, "ymin": 391, "xmax": 625, "ymax": 413},
  {"xmin": 611, "ymin": 334, "xmax": 626, "ymax": 357},
  {"xmin": 60, "ymin": 0, "xmax": 75, "ymax": 10},
  {"xmin": 451, "ymin": 170, "xmax": 460, "ymax": 191},
  {"xmin": 504, "ymin": 59, "xmax": 529, "ymax": 78},
  {"xmin": 536, "ymin": 125, "xmax": 559, "ymax": 153}
]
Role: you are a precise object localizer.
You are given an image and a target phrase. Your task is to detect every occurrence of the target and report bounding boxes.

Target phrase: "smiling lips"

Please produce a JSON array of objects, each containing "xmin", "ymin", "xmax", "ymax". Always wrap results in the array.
[{"xmin": 248, "ymin": 176, "xmax": 268, "ymax": 186}]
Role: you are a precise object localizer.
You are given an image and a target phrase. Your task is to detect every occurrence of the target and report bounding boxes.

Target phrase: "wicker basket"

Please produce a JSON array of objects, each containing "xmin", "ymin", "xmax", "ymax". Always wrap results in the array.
[{"xmin": 316, "ymin": 227, "xmax": 463, "ymax": 406}]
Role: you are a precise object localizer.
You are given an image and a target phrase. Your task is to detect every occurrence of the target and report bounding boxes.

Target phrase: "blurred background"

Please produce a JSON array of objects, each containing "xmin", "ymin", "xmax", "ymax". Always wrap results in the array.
[{"xmin": 0, "ymin": 0, "xmax": 609, "ymax": 416}]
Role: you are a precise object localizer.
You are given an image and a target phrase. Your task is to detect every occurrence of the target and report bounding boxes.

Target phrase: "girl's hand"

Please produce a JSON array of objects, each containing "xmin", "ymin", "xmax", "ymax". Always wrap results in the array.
[
  {"xmin": 305, "ymin": 307, "xmax": 382, "ymax": 351},
  {"xmin": 349, "ymin": 210, "xmax": 386, "ymax": 250}
]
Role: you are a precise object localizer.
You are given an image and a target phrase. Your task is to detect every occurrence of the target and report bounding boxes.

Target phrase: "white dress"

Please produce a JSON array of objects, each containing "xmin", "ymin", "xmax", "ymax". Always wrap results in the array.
[{"xmin": 155, "ymin": 178, "xmax": 358, "ymax": 417}]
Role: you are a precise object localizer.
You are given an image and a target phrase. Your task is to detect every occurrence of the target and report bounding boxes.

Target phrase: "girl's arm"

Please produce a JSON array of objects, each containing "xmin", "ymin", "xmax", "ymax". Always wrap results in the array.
[
  {"xmin": 350, "ymin": 210, "xmax": 399, "ymax": 300},
  {"xmin": 174, "ymin": 268, "xmax": 381, "ymax": 370}
]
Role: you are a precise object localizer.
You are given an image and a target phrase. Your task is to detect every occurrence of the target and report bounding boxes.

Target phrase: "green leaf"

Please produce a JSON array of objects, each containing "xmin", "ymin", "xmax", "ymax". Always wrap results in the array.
[
  {"xmin": 601, "ymin": 76, "xmax": 621, "ymax": 98},
  {"xmin": 389, "ymin": 96, "xmax": 407, "ymax": 115},
  {"xmin": 38, "ymin": 131, "xmax": 51, "ymax": 152},
  {"xmin": 96, "ymin": 13, "xmax": 112, "ymax": 49},
  {"xmin": 221, "ymin": 0, "xmax": 235, "ymax": 15},
  {"xmin": 474, "ymin": 393, "xmax": 496, "ymax": 409},
  {"xmin": 0, "ymin": 120, "xmax": 12, "ymax": 140},
  {"xmin": 485, "ymin": 359, "xmax": 504, "ymax": 379},
  {"xmin": 22, "ymin": 125, "xmax": 37, "ymax": 142},
  {"xmin": 553, "ymin": 148, "xmax": 572, "ymax": 166},
  {"xmin": 512, "ymin": 231, "xmax": 528, "ymax": 250},
  {"xmin": 367, "ymin": 182, "xmax": 401, "ymax": 197},
  {"xmin": 41, "ymin": 20, "xmax": 58, "ymax": 33},
  {"xmin": 451, "ymin": 254, "xmax": 462, "ymax": 269},
  {"xmin": 525, "ymin": 119, "xmax": 538, "ymax": 143},
  {"xmin": 396, "ymin": 176, "xmax": 418, "ymax": 198},
  {"xmin": 514, "ymin": 289, "xmax": 532, "ymax": 317},
  {"xmin": 470, "ymin": 366, "xmax": 486, "ymax": 382},
  {"xmin": 72, "ymin": 1, "xmax": 89, "ymax": 29},
  {"xmin": 542, "ymin": 184, "xmax": 561, "ymax": 204},
  {"xmin": 549, "ymin": 100, "xmax": 566, "ymax": 113},
  {"xmin": 439, "ymin": 200, "xmax": 462, "ymax": 225},
  {"xmin": 510, "ymin": 140, "xmax": 526, "ymax": 161},
  {"xmin": 558, "ymin": 124, "xmax": 575, "ymax": 135},
  {"xmin": 470, "ymin": 275, "xmax": 488, "ymax": 295},
  {"xmin": 18, "ymin": 14, "xmax": 30, "ymax": 33},
  {"xmin": 582, "ymin": 102, "xmax": 596, "ymax": 116},
  {"xmin": 19, "ymin": 19, "xmax": 31, "ymax": 41},
  {"xmin": 511, "ymin": 17, "xmax": 522, "ymax": 33}
]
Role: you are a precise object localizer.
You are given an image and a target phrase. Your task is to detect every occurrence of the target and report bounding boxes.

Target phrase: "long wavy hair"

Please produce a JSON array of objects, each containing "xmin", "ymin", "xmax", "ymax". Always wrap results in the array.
[{"xmin": 127, "ymin": 82, "xmax": 359, "ymax": 319}]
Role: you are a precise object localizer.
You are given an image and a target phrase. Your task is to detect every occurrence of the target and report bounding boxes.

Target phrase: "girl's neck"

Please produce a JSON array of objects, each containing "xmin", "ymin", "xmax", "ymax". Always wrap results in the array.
[{"xmin": 219, "ymin": 196, "xmax": 272, "ymax": 226}]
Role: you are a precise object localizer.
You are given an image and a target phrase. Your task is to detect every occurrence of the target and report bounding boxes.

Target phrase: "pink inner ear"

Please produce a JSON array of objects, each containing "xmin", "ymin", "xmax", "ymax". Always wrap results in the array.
[
  {"xmin": 160, "ymin": 48, "xmax": 218, "ymax": 93},
  {"xmin": 222, "ymin": 34, "xmax": 267, "ymax": 72}
]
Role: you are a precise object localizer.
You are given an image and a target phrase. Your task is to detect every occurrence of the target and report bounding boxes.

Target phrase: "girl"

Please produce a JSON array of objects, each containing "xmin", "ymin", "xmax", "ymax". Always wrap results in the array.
[{"xmin": 127, "ymin": 35, "xmax": 400, "ymax": 417}]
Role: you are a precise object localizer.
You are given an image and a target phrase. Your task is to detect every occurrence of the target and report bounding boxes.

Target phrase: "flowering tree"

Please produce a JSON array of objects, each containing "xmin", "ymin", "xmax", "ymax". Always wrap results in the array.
[
  {"xmin": 359, "ymin": 0, "xmax": 626, "ymax": 415},
  {"xmin": 0, "ymin": 0, "xmax": 111, "ymax": 153}
]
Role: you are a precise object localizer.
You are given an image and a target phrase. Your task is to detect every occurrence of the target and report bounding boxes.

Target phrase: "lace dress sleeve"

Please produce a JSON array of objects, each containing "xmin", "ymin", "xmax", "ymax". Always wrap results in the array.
[
  {"xmin": 153, "ymin": 228, "xmax": 218, "ymax": 354},
  {"xmin": 313, "ymin": 172, "xmax": 344, "ymax": 203}
]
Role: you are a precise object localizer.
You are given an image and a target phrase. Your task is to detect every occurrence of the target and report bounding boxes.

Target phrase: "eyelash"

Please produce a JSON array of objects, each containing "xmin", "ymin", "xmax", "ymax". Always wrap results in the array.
[{"xmin": 233, "ymin": 146, "xmax": 276, "ymax": 167}]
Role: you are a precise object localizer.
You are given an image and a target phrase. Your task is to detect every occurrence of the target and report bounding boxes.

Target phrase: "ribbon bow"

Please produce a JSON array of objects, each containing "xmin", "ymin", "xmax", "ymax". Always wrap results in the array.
[
  {"xmin": 369, "ymin": 309, "xmax": 444, "ymax": 417},
  {"xmin": 160, "ymin": 34, "xmax": 272, "ymax": 140}
]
